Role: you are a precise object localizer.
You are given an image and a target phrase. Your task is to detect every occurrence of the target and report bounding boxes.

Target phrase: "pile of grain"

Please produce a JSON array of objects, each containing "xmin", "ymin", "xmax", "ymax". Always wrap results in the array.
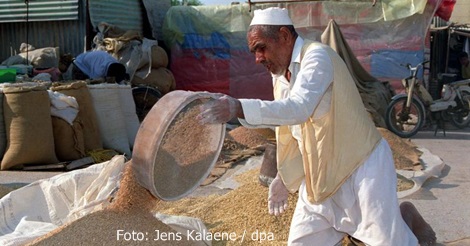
[
  {"xmin": 377, "ymin": 127, "xmax": 423, "ymax": 171},
  {"xmin": 228, "ymin": 127, "xmax": 274, "ymax": 149},
  {"xmin": 397, "ymin": 173, "xmax": 415, "ymax": 192},
  {"xmin": 158, "ymin": 168, "xmax": 295, "ymax": 246},
  {"xmin": 202, "ymin": 127, "xmax": 268, "ymax": 185},
  {"xmin": 158, "ymin": 166, "xmax": 414, "ymax": 246},
  {"xmin": 28, "ymin": 164, "xmax": 198, "ymax": 246}
]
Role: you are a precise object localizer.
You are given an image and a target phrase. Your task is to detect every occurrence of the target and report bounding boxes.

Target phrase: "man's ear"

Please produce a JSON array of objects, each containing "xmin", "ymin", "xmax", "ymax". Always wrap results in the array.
[{"xmin": 279, "ymin": 27, "xmax": 293, "ymax": 43}]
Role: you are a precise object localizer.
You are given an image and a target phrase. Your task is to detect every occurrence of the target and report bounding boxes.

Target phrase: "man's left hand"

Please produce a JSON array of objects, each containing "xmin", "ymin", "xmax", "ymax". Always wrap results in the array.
[
  {"xmin": 268, "ymin": 174, "xmax": 289, "ymax": 216},
  {"xmin": 197, "ymin": 95, "xmax": 241, "ymax": 124}
]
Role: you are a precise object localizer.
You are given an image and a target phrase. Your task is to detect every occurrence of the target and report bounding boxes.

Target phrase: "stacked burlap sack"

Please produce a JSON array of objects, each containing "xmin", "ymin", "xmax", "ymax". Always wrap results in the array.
[
  {"xmin": 0, "ymin": 81, "xmax": 140, "ymax": 170},
  {"xmin": 131, "ymin": 44, "xmax": 176, "ymax": 95},
  {"xmin": 0, "ymin": 83, "xmax": 59, "ymax": 170},
  {"xmin": 1, "ymin": 44, "xmax": 59, "ymax": 69}
]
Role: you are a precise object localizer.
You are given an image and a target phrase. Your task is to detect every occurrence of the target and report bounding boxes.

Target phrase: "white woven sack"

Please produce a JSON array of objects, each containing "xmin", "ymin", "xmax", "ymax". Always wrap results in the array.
[
  {"xmin": 117, "ymin": 85, "xmax": 140, "ymax": 148},
  {"xmin": 88, "ymin": 84, "xmax": 131, "ymax": 157},
  {"xmin": 0, "ymin": 91, "xmax": 5, "ymax": 160}
]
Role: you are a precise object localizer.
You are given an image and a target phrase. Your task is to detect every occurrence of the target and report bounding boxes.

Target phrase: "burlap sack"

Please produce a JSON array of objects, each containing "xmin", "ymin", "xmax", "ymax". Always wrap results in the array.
[
  {"xmin": 151, "ymin": 45, "xmax": 169, "ymax": 68},
  {"xmin": 142, "ymin": 67, "xmax": 175, "ymax": 94},
  {"xmin": 1, "ymin": 86, "xmax": 58, "ymax": 170},
  {"xmin": 51, "ymin": 81, "xmax": 103, "ymax": 152},
  {"xmin": 52, "ymin": 117, "xmax": 86, "ymax": 161},
  {"xmin": 1, "ymin": 47, "xmax": 59, "ymax": 68}
]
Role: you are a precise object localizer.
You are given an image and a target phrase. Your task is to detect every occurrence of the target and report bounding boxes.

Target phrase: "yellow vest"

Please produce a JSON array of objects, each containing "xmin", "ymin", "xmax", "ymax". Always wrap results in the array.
[{"xmin": 275, "ymin": 41, "xmax": 381, "ymax": 204}]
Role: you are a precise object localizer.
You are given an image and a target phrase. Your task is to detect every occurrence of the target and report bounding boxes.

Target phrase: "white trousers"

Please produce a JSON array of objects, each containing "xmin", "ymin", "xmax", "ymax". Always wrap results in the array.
[{"xmin": 288, "ymin": 139, "xmax": 418, "ymax": 246}]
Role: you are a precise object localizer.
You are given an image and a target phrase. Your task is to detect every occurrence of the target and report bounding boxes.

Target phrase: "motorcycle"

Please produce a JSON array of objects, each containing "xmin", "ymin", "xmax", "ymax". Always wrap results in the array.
[{"xmin": 385, "ymin": 60, "xmax": 470, "ymax": 138}]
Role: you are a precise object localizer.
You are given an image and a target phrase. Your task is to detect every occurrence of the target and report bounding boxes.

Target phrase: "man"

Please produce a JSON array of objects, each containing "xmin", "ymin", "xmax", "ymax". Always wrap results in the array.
[
  {"xmin": 458, "ymin": 51, "xmax": 470, "ymax": 79},
  {"xmin": 72, "ymin": 50, "xmax": 129, "ymax": 83},
  {"xmin": 198, "ymin": 7, "xmax": 436, "ymax": 246}
]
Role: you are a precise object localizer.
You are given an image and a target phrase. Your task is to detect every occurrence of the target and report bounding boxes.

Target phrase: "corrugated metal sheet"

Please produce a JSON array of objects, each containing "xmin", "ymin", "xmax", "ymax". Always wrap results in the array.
[
  {"xmin": 89, "ymin": 0, "xmax": 143, "ymax": 32},
  {"xmin": 0, "ymin": 0, "xmax": 86, "ymax": 62},
  {"xmin": 0, "ymin": 0, "xmax": 149, "ymax": 63},
  {"xmin": 0, "ymin": 0, "xmax": 79, "ymax": 23}
]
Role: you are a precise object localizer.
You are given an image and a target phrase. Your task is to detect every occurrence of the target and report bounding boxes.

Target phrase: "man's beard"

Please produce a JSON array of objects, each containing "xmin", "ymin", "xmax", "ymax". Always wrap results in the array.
[{"xmin": 272, "ymin": 68, "xmax": 286, "ymax": 77}]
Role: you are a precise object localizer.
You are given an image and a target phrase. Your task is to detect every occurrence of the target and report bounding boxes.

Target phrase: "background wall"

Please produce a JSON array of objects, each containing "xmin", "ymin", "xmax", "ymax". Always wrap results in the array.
[{"xmin": 449, "ymin": 0, "xmax": 470, "ymax": 24}]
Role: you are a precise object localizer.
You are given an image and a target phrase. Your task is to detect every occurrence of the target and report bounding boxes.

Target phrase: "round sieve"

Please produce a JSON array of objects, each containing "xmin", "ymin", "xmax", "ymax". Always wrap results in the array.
[{"xmin": 131, "ymin": 90, "xmax": 225, "ymax": 201}]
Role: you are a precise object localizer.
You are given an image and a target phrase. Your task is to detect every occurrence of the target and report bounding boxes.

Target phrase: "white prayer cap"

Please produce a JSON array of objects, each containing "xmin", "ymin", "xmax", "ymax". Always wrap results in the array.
[{"xmin": 250, "ymin": 7, "xmax": 293, "ymax": 26}]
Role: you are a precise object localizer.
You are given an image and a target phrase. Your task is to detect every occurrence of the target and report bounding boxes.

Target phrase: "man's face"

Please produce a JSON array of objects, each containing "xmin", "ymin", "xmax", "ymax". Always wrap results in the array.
[{"xmin": 247, "ymin": 27, "xmax": 292, "ymax": 76}]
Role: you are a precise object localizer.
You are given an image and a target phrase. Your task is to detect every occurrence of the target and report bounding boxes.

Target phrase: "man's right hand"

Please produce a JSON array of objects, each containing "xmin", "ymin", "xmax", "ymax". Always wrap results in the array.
[
  {"xmin": 268, "ymin": 174, "xmax": 289, "ymax": 216},
  {"xmin": 197, "ymin": 95, "xmax": 242, "ymax": 124}
]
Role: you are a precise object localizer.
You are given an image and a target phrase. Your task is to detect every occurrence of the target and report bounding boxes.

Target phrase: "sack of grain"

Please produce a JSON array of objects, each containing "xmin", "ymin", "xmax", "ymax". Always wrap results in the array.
[
  {"xmin": 88, "ymin": 84, "xmax": 131, "ymax": 157},
  {"xmin": 142, "ymin": 67, "xmax": 175, "ymax": 95},
  {"xmin": 2, "ymin": 47, "xmax": 60, "ymax": 69},
  {"xmin": 51, "ymin": 81, "xmax": 103, "ymax": 152},
  {"xmin": 0, "ymin": 91, "xmax": 6, "ymax": 161},
  {"xmin": 1, "ymin": 85, "xmax": 59, "ymax": 170},
  {"xmin": 116, "ymin": 85, "xmax": 140, "ymax": 148},
  {"xmin": 52, "ymin": 117, "xmax": 86, "ymax": 161},
  {"xmin": 151, "ymin": 45, "xmax": 169, "ymax": 68}
]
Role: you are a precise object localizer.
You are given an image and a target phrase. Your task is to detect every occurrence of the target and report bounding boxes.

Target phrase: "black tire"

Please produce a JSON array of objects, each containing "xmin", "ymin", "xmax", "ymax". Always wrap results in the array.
[
  {"xmin": 449, "ymin": 90, "xmax": 470, "ymax": 129},
  {"xmin": 132, "ymin": 86, "xmax": 162, "ymax": 122},
  {"xmin": 385, "ymin": 96, "xmax": 425, "ymax": 138}
]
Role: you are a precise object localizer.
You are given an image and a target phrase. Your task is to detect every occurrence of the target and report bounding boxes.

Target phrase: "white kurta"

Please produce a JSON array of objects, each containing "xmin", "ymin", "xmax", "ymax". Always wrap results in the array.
[{"xmin": 239, "ymin": 37, "xmax": 417, "ymax": 245}]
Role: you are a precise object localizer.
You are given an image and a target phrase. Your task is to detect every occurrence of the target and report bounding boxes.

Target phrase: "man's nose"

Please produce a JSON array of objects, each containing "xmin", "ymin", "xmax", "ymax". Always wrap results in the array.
[{"xmin": 255, "ymin": 53, "xmax": 265, "ymax": 64}]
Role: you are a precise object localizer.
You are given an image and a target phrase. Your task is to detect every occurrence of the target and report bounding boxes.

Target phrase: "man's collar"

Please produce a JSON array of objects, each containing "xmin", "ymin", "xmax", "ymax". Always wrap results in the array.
[
  {"xmin": 286, "ymin": 37, "xmax": 304, "ymax": 76},
  {"xmin": 291, "ymin": 37, "xmax": 304, "ymax": 65}
]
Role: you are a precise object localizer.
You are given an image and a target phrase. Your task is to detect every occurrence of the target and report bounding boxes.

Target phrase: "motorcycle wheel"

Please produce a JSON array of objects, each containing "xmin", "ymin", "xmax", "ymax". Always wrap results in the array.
[
  {"xmin": 385, "ymin": 96, "xmax": 425, "ymax": 138},
  {"xmin": 132, "ymin": 86, "xmax": 162, "ymax": 122},
  {"xmin": 449, "ymin": 90, "xmax": 470, "ymax": 129}
]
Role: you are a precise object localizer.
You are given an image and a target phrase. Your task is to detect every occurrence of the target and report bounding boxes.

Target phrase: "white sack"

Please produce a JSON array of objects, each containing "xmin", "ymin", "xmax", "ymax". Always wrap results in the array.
[
  {"xmin": 88, "ymin": 84, "xmax": 131, "ymax": 157},
  {"xmin": 0, "ymin": 155, "xmax": 212, "ymax": 246},
  {"xmin": 0, "ymin": 91, "xmax": 6, "ymax": 160},
  {"xmin": 0, "ymin": 155, "xmax": 127, "ymax": 246},
  {"xmin": 48, "ymin": 90, "xmax": 79, "ymax": 125},
  {"xmin": 116, "ymin": 85, "xmax": 140, "ymax": 148}
]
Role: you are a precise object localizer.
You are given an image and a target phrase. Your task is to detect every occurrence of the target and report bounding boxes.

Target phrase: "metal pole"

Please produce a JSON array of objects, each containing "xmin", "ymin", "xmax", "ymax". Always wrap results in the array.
[{"xmin": 445, "ymin": 27, "xmax": 452, "ymax": 73}]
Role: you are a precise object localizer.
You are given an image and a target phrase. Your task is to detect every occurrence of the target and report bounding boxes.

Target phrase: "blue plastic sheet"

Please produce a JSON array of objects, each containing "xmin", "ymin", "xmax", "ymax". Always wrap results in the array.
[{"xmin": 370, "ymin": 49, "xmax": 425, "ymax": 79}]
